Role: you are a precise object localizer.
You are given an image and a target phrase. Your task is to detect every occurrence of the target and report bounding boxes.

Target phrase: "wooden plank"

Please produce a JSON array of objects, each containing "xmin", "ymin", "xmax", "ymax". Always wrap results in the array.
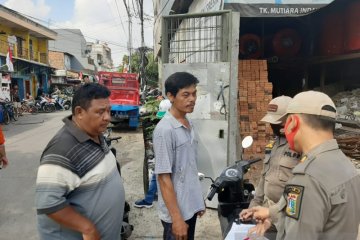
[{"xmin": 309, "ymin": 52, "xmax": 360, "ymax": 65}]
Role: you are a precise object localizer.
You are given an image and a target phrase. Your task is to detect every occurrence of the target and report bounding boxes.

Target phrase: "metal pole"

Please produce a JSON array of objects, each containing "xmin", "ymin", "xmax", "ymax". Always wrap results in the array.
[
  {"xmin": 123, "ymin": 0, "xmax": 132, "ymax": 73},
  {"xmin": 129, "ymin": 16, "xmax": 132, "ymax": 73},
  {"xmin": 140, "ymin": 0, "xmax": 145, "ymax": 88}
]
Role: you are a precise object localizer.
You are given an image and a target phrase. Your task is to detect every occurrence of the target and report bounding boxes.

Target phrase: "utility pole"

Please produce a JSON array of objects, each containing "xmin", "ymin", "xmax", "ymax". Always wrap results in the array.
[
  {"xmin": 139, "ymin": 0, "xmax": 145, "ymax": 89},
  {"xmin": 123, "ymin": 0, "xmax": 132, "ymax": 73}
]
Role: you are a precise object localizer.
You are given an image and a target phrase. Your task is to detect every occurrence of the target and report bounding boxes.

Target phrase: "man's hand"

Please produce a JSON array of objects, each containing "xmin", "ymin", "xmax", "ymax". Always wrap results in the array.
[
  {"xmin": 248, "ymin": 218, "xmax": 272, "ymax": 237},
  {"xmin": 48, "ymin": 206, "xmax": 100, "ymax": 239},
  {"xmin": 172, "ymin": 219, "xmax": 188, "ymax": 240},
  {"xmin": 82, "ymin": 225, "xmax": 101, "ymax": 240},
  {"xmin": 239, "ymin": 208, "xmax": 254, "ymax": 221},
  {"xmin": 1, "ymin": 156, "xmax": 9, "ymax": 168},
  {"xmin": 251, "ymin": 206, "xmax": 270, "ymax": 221}
]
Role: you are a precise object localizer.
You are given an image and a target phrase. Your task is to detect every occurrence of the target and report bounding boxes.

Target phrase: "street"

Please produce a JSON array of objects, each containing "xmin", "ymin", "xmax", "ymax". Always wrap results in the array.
[
  {"xmin": 0, "ymin": 111, "xmax": 221, "ymax": 240},
  {"xmin": 0, "ymin": 111, "xmax": 66, "ymax": 240}
]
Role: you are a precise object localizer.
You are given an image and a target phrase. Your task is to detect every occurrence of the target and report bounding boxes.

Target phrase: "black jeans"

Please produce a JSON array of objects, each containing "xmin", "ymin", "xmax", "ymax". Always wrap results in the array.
[{"xmin": 161, "ymin": 214, "xmax": 197, "ymax": 240}]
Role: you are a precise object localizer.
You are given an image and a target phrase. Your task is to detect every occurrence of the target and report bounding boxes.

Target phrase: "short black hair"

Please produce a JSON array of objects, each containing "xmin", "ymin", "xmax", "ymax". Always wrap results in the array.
[
  {"xmin": 72, "ymin": 83, "xmax": 111, "ymax": 114},
  {"xmin": 301, "ymin": 114, "xmax": 335, "ymax": 133},
  {"xmin": 165, "ymin": 72, "xmax": 199, "ymax": 97}
]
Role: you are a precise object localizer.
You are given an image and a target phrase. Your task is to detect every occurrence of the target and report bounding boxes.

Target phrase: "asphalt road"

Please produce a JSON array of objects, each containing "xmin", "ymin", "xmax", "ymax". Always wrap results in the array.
[
  {"xmin": 0, "ymin": 111, "xmax": 222, "ymax": 240},
  {"xmin": 0, "ymin": 111, "xmax": 69, "ymax": 240}
]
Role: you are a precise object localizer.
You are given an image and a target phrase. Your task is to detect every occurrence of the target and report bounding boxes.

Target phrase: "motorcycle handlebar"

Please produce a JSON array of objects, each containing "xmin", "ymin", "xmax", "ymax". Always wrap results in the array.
[
  {"xmin": 207, "ymin": 187, "xmax": 217, "ymax": 201},
  {"xmin": 247, "ymin": 157, "xmax": 262, "ymax": 165},
  {"xmin": 107, "ymin": 136, "xmax": 122, "ymax": 142}
]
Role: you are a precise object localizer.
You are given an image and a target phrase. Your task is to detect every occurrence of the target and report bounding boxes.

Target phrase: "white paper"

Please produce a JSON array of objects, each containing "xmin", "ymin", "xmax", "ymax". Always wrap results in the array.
[{"xmin": 225, "ymin": 223, "xmax": 269, "ymax": 240}]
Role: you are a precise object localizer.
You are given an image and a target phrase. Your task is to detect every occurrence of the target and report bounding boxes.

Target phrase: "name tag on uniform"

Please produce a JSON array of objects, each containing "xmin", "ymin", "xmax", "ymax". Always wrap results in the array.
[
  {"xmin": 284, "ymin": 151, "xmax": 301, "ymax": 158},
  {"xmin": 285, "ymin": 185, "xmax": 304, "ymax": 220}
]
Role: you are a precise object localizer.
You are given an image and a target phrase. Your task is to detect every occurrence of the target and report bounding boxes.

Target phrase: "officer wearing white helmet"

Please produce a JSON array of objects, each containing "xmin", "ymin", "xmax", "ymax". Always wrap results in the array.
[
  {"xmin": 249, "ymin": 91, "xmax": 360, "ymax": 240},
  {"xmin": 240, "ymin": 96, "xmax": 300, "ymax": 240}
]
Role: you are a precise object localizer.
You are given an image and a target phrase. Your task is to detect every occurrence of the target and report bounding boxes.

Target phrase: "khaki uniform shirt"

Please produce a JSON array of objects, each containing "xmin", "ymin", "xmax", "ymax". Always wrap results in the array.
[
  {"xmin": 249, "ymin": 136, "xmax": 300, "ymax": 209},
  {"xmin": 273, "ymin": 139, "xmax": 360, "ymax": 240}
]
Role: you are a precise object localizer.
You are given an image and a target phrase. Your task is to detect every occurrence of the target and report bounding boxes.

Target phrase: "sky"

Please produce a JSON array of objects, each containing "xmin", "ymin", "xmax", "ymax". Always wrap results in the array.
[{"xmin": 0, "ymin": 0, "xmax": 154, "ymax": 68}]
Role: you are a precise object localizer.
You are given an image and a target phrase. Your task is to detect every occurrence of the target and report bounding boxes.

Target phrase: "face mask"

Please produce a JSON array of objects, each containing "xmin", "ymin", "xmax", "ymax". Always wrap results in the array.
[{"xmin": 284, "ymin": 115, "xmax": 300, "ymax": 151}]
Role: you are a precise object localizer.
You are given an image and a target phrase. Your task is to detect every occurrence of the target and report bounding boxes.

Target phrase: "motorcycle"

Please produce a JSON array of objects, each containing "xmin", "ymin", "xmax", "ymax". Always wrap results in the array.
[
  {"xmin": 35, "ymin": 96, "xmax": 56, "ymax": 113},
  {"xmin": 104, "ymin": 128, "xmax": 133, "ymax": 239},
  {"xmin": 51, "ymin": 94, "xmax": 72, "ymax": 111},
  {"xmin": 0, "ymin": 99, "xmax": 18, "ymax": 124},
  {"xmin": 201, "ymin": 136, "xmax": 261, "ymax": 238}
]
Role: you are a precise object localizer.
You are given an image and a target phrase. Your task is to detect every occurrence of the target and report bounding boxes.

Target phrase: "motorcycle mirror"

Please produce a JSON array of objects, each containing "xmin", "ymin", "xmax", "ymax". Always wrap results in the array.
[
  {"xmin": 242, "ymin": 136, "xmax": 253, "ymax": 149},
  {"xmin": 104, "ymin": 128, "xmax": 112, "ymax": 138},
  {"xmin": 198, "ymin": 172, "xmax": 205, "ymax": 181}
]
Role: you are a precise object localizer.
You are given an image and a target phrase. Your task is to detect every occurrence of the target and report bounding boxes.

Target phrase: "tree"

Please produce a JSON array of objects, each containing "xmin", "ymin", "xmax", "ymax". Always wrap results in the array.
[
  {"xmin": 119, "ymin": 50, "xmax": 159, "ymax": 88},
  {"xmin": 118, "ymin": 55, "xmax": 129, "ymax": 73}
]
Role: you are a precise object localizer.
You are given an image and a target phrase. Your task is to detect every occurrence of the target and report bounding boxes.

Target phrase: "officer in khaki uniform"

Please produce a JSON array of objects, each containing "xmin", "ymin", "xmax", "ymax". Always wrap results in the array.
[
  {"xmin": 250, "ymin": 91, "xmax": 360, "ymax": 240},
  {"xmin": 240, "ymin": 96, "xmax": 300, "ymax": 240}
]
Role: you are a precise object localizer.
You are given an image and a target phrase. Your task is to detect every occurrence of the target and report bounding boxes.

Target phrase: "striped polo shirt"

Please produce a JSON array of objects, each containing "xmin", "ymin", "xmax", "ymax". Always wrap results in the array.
[{"xmin": 36, "ymin": 116, "xmax": 125, "ymax": 240}]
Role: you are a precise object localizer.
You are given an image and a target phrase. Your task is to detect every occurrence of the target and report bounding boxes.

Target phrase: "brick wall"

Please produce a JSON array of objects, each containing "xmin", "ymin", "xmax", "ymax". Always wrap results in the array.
[
  {"xmin": 238, "ymin": 60, "xmax": 273, "ymax": 158},
  {"xmin": 48, "ymin": 51, "xmax": 65, "ymax": 69}
]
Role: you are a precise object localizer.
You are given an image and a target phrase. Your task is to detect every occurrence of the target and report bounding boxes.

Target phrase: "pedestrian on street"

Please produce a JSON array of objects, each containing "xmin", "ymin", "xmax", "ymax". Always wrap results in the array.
[
  {"xmin": 11, "ymin": 85, "xmax": 21, "ymax": 116},
  {"xmin": 239, "ymin": 96, "xmax": 300, "ymax": 240},
  {"xmin": 83, "ymin": 75, "xmax": 91, "ymax": 84},
  {"xmin": 26, "ymin": 93, "xmax": 34, "ymax": 102},
  {"xmin": 248, "ymin": 91, "xmax": 360, "ymax": 240},
  {"xmin": 0, "ymin": 126, "xmax": 9, "ymax": 169},
  {"xmin": 36, "ymin": 85, "xmax": 43, "ymax": 100},
  {"xmin": 153, "ymin": 72, "xmax": 205, "ymax": 240},
  {"xmin": 35, "ymin": 83, "xmax": 125, "ymax": 240},
  {"xmin": 52, "ymin": 86, "xmax": 61, "ymax": 96},
  {"xmin": 134, "ymin": 99, "xmax": 172, "ymax": 208}
]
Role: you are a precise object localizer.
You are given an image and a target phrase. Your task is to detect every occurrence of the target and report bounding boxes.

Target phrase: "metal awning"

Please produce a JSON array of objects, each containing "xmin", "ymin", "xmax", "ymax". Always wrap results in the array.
[{"xmin": 224, "ymin": 0, "xmax": 335, "ymax": 17}]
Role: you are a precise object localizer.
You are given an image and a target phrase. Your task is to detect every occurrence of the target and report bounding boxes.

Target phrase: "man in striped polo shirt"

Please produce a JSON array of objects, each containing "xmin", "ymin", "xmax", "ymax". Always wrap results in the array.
[{"xmin": 36, "ymin": 83, "xmax": 125, "ymax": 240}]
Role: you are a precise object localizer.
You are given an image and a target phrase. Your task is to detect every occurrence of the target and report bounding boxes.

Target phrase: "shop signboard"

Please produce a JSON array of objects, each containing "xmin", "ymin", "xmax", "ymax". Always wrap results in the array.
[
  {"xmin": 224, "ymin": 0, "xmax": 335, "ymax": 17},
  {"xmin": 0, "ymin": 73, "xmax": 11, "ymax": 100}
]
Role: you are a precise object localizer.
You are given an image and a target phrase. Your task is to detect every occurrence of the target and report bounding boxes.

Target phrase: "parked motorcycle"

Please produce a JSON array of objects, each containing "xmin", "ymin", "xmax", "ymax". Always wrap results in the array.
[
  {"xmin": 201, "ymin": 136, "xmax": 261, "ymax": 238},
  {"xmin": 104, "ymin": 128, "xmax": 133, "ymax": 239},
  {"xmin": 140, "ymin": 87, "xmax": 162, "ymax": 105},
  {"xmin": 0, "ymin": 99, "xmax": 18, "ymax": 124},
  {"xmin": 51, "ymin": 94, "xmax": 72, "ymax": 111},
  {"xmin": 35, "ymin": 96, "xmax": 56, "ymax": 113}
]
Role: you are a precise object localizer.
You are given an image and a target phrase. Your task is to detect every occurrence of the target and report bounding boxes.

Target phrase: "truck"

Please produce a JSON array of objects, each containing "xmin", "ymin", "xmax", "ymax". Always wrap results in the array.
[{"xmin": 98, "ymin": 71, "xmax": 140, "ymax": 128}]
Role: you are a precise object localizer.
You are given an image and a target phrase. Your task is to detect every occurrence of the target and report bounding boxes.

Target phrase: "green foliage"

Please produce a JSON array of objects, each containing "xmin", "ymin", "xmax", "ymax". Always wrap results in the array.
[
  {"xmin": 118, "ymin": 55, "xmax": 130, "ymax": 72},
  {"xmin": 141, "ymin": 97, "xmax": 161, "ymax": 137},
  {"xmin": 145, "ymin": 52, "xmax": 159, "ymax": 88},
  {"xmin": 120, "ymin": 51, "xmax": 159, "ymax": 88},
  {"xmin": 143, "ymin": 96, "xmax": 161, "ymax": 119}
]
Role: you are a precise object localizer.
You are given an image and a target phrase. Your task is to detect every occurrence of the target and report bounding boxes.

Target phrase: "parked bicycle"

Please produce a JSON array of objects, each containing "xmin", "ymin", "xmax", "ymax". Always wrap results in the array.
[{"xmin": 19, "ymin": 100, "xmax": 38, "ymax": 115}]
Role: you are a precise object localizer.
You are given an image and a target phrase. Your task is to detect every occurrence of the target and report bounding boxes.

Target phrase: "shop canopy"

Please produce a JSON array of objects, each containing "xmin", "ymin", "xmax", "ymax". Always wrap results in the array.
[{"xmin": 224, "ymin": 0, "xmax": 335, "ymax": 17}]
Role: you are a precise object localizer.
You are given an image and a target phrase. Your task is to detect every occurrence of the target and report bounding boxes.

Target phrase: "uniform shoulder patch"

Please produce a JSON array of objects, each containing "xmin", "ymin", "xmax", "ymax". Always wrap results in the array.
[
  {"xmin": 284, "ymin": 185, "xmax": 304, "ymax": 220},
  {"xmin": 265, "ymin": 140, "xmax": 275, "ymax": 154}
]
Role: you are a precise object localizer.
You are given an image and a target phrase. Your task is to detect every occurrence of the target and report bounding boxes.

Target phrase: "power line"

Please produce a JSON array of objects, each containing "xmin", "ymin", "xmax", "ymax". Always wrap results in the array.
[
  {"xmin": 18, "ymin": 12, "xmax": 131, "ymax": 49},
  {"xmin": 6, "ymin": 3, "xmax": 153, "ymax": 67},
  {"xmin": 155, "ymin": 0, "xmax": 171, "ymax": 22},
  {"xmin": 114, "ymin": 0, "xmax": 127, "ymax": 36},
  {"xmin": 131, "ymin": 0, "xmax": 139, "ymax": 17}
]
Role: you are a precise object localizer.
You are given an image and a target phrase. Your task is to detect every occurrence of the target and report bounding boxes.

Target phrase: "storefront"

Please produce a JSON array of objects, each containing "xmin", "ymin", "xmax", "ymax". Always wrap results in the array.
[
  {"xmin": 226, "ymin": 0, "xmax": 360, "ymax": 161},
  {"xmin": 1, "ymin": 54, "xmax": 52, "ymax": 100}
]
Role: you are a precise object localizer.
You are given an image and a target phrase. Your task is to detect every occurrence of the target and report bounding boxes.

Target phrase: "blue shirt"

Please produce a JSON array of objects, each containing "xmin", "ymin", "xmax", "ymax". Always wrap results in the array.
[{"xmin": 154, "ymin": 111, "xmax": 205, "ymax": 222}]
